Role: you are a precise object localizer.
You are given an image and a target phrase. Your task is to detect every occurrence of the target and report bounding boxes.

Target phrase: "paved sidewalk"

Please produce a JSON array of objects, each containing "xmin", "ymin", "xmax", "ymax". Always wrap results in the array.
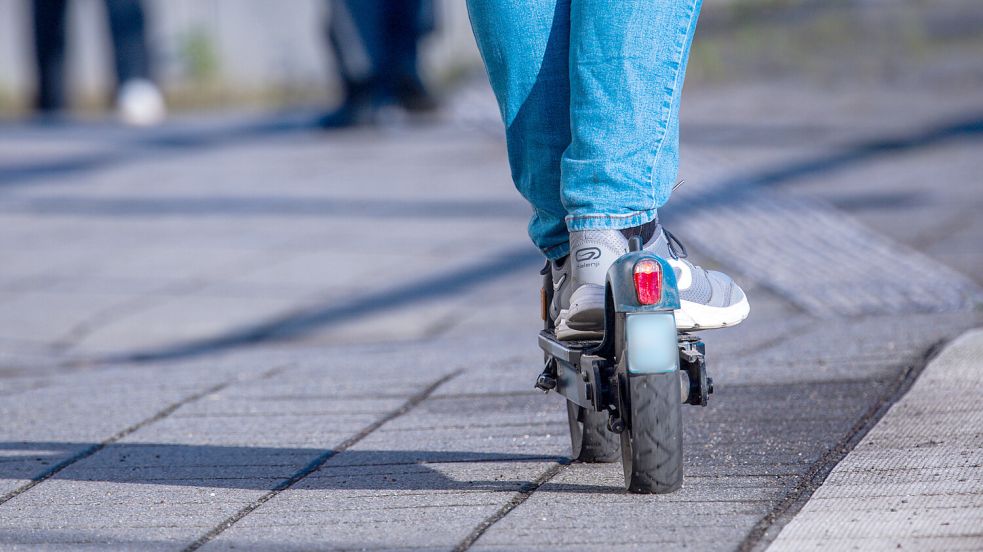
[
  {"xmin": 769, "ymin": 328, "xmax": 983, "ymax": 551},
  {"xmin": 1, "ymin": 46, "xmax": 982, "ymax": 551}
]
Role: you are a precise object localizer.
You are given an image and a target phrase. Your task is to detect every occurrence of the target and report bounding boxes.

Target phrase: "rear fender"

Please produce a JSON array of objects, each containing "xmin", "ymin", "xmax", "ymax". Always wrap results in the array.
[{"xmin": 606, "ymin": 251, "xmax": 680, "ymax": 313}]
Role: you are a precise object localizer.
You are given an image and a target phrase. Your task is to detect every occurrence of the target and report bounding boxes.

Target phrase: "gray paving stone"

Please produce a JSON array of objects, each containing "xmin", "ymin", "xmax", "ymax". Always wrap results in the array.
[
  {"xmin": 0, "ymin": 366, "xmax": 237, "ymax": 497},
  {"xmin": 768, "ymin": 329, "xmax": 983, "ymax": 551},
  {"xmin": 468, "ymin": 375, "xmax": 890, "ymax": 551},
  {"xmin": 710, "ymin": 311, "xmax": 980, "ymax": 386},
  {"xmin": 192, "ymin": 359, "xmax": 570, "ymax": 549},
  {"xmin": 0, "ymin": 529, "xmax": 188, "ymax": 552}
]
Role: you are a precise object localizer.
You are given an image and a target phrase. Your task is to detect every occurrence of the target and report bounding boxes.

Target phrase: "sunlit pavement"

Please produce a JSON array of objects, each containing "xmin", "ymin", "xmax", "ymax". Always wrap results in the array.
[{"xmin": 0, "ymin": 75, "xmax": 981, "ymax": 550}]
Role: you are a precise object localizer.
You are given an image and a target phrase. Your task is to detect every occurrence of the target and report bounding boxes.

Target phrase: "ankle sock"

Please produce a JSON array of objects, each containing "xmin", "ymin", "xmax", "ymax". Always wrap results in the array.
[{"xmin": 620, "ymin": 218, "xmax": 658, "ymax": 244}]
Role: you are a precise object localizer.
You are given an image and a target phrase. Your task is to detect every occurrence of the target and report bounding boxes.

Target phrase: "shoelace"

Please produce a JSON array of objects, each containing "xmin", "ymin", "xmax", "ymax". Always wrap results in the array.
[
  {"xmin": 662, "ymin": 227, "xmax": 689, "ymax": 260},
  {"xmin": 662, "ymin": 180, "xmax": 690, "ymax": 261}
]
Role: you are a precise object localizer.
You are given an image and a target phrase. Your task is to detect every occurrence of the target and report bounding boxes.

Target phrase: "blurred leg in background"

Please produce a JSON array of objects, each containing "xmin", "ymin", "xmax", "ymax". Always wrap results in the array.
[
  {"xmin": 105, "ymin": 0, "xmax": 166, "ymax": 125},
  {"xmin": 387, "ymin": 0, "xmax": 438, "ymax": 113},
  {"xmin": 30, "ymin": 0, "xmax": 165, "ymax": 125},
  {"xmin": 321, "ymin": 0, "xmax": 437, "ymax": 128},
  {"xmin": 322, "ymin": 0, "xmax": 385, "ymax": 127},
  {"xmin": 31, "ymin": 0, "xmax": 69, "ymax": 113}
]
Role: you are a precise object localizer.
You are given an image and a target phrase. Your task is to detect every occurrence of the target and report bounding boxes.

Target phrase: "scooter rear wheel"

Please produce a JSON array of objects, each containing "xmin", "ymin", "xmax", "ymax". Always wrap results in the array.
[
  {"xmin": 620, "ymin": 371, "xmax": 683, "ymax": 493},
  {"xmin": 566, "ymin": 400, "xmax": 620, "ymax": 462}
]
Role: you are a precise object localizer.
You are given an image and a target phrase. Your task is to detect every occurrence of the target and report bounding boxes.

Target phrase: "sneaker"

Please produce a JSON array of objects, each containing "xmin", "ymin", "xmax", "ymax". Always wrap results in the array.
[
  {"xmin": 646, "ymin": 225, "xmax": 750, "ymax": 330},
  {"xmin": 555, "ymin": 229, "xmax": 632, "ymax": 340},
  {"xmin": 553, "ymin": 226, "xmax": 749, "ymax": 339},
  {"xmin": 394, "ymin": 75, "xmax": 439, "ymax": 113},
  {"xmin": 318, "ymin": 80, "xmax": 379, "ymax": 129},
  {"xmin": 549, "ymin": 255, "xmax": 601, "ymax": 341},
  {"xmin": 116, "ymin": 79, "xmax": 166, "ymax": 127}
]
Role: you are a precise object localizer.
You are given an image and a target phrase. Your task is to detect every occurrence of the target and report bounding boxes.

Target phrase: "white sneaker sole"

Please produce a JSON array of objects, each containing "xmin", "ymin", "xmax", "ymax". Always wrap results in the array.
[
  {"xmin": 565, "ymin": 285, "xmax": 605, "ymax": 325},
  {"xmin": 555, "ymin": 280, "xmax": 750, "ymax": 338},
  {"xmin": 555, "ymin": 316, "xmax": 603, "ymax": 341},
  {"xmin": 556, "ymin": 295, "xmax": 750, "ymax": 339},
  {"xmin": 674, "ymin": 296, "xmax": 751, "ymax": 331},
  {"xmin": 556, "ymin": 285, "xmax": 606, "ymax": 341}
]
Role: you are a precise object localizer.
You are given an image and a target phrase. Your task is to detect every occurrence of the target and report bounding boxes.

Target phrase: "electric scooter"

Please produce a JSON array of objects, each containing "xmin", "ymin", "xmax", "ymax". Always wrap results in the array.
[{"xmin": 536, "ymin": 236, "xmax": 713, "ymax": 493}]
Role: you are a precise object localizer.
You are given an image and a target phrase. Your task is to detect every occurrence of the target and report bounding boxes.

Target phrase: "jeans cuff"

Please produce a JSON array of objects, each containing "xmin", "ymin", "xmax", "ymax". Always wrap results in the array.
[
  {"xmin": 565, "ymin": 209, "xmax": 658, "ymax": 232},
  {"xmin": 543, "ymin": 241, "xmax": 570, "ymax": 261}
]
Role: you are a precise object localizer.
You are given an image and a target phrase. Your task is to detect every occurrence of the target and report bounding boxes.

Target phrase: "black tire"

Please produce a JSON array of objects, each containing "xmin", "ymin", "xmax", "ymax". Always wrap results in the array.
[
  {"xmin": 620, "ymin": 371, "xmax": 683, "ymax": 493},
  {"xmin": 566, "ymin": 400, "xmax": 620, "ymax": 462}
]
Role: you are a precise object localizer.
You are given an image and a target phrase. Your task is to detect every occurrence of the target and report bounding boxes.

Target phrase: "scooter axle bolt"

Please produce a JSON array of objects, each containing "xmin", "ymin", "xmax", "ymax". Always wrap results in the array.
[{"xmin": 608, "ymin": 416, "xmax": 625, "ymax": 434}]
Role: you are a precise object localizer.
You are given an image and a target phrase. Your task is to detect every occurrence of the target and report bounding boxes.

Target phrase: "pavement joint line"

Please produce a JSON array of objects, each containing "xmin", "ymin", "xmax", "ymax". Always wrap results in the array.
[
  {"xmin": 0, "ymin": 362, "xmax": 293, "ymax": 507},
  {"xmin": 180, "ymin": 370, "xmax": 461, "ymax": 552},
  {"xmin": 721, "ymin": 376, "xmax": 890, "ymax": 389},
  {"xmin": 309, "ymin": 456, "xmax": 569, "ymax": 470},
  {"xmin": 453, "ymin": 459, "xmax": 571, "ymax": 552},
  {"xmin": 736, "ymin": 338, "xmax": 947, "ymax": 552},
  {"xmin": 0, "ymin": 378, "xmax": 236, "ymax": 507},
  {"xmin": 433, "ymin": 391, "xmax": 574, "ymax": 399},
  {"xmin": 375, "ymin": 422, "xmax": 567, "ymax": 432}
]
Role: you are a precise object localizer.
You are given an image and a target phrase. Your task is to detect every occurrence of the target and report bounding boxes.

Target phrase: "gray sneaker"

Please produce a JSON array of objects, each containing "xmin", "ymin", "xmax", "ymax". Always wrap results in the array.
[
  {"xmin": 554, "ymin": 230, "xmax": 631, "ymax": 340},
  {"xmin": 547, "ymin": 258, "xmax": 586, "ymax": 340},
  {"xmin": 645, "ymin": 225, "xmax": 750, "ymax": 331},
  {"xmin": 552, "ymin": 226, "xmax": 749, "ymax": 339}
]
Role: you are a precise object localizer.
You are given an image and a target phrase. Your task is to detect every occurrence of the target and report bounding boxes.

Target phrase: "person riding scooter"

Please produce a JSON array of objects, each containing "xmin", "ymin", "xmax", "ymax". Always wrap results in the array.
[{"xmin": 466, "ymin": 0, "xmax": 749, "ymax": 336}]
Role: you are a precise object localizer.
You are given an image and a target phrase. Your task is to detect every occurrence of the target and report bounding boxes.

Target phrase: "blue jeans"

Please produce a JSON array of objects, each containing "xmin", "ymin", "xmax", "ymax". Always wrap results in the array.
[{"xmin": 466, "ymin": 0, "xmax": 702, "ymax": 260}]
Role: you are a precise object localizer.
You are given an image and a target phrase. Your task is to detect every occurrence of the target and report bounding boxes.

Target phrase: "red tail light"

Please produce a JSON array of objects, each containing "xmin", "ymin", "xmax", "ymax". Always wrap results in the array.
[{"xmin": 633, "ymin": 259, "xmax": 662, "ymax": 305}]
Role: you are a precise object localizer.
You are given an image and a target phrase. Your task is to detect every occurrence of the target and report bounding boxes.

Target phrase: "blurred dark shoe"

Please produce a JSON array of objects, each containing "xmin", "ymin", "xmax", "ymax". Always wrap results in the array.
[
  {"xmin": 395, "ymin": 76, "xmax": 439, "ymax": 113},
  {"xmin": 317, "ymin": 96, "xmax": 376, "ymax": 129},
  {"xmin": 318, "ymin": 79, "xmax": 378, "ymax": 129},
  {"xmin": 27, "ymin": 110, "xmax": 72, "ymax": 126}
]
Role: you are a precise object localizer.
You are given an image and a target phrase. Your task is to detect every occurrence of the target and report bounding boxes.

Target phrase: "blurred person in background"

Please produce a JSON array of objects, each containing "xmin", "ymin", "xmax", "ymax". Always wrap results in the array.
[
  {"xmin": 467, "ymin": 0, "xmax": 749, "ymax": 338},
  {"xmin": 31, "ymin": 0, "xmax": 166, "ymax": 125},
  {"xmin": 319, "ymin": 0, "xmax": 439, "ymax": 128}
]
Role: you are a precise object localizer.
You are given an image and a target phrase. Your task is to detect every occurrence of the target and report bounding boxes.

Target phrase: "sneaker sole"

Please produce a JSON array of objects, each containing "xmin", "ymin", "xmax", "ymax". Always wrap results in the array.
[
  {"xmin": 675, "ymin": 296, "xmax": 751, "ymax": 331},
  {"xmin": 565, "ymin": 285, "xmax": 606, "ymax": 328},
  {"xmin": 556, "ymin": 289, "xmax": 751, "ymax": 339},
  {"xmin": 555, "ymin": 318, "xmax": 604, "ymax": 341}
]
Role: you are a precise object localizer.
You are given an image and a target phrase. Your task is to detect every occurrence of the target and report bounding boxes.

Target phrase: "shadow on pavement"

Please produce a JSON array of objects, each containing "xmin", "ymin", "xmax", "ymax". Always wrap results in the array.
[
  {"xmin": 822, "ymin": 190, "xmax": 927, "ymax": 212},
  {"xmin": 55, "ymin": 111, "xmax": 980, "ymax": 366},
  {"xmin": 93, "ymin": 243, "xmax": 542, "ymax": 365},
  {"xmin": 3, "ymin": 111, "xmax": 980, "ymax": 194},
  {"xmin": 0, "ymin": 195, "xmax": 528, "ymax": 220},
  {"xmin": 0, "ymin": 441, "xmax": 622, "ymax": 493},
  {"xmin": 18, "ymin": 111, "xmax": 981, "ymax": 367},
  {"xmin": 711, "ymin": 112, "xmax": 983, "ymax": 193},
  {"xmin": 657, "ymin": 111, "xmax": 983, "ymax": 225},
  {"xmin": 0, "ymin": 114, "xmax": 316, "ymax": 190}
]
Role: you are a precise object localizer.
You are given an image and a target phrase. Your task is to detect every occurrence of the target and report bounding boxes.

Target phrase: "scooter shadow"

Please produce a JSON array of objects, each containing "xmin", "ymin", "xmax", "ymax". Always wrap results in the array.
[{"xmin": 0, "ymin": 441, "xmax": 626, "ymax": 494}]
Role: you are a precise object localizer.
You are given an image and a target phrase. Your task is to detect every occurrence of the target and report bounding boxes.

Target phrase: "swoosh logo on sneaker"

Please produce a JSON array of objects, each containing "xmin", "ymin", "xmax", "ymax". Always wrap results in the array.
[
  {"xmin": 553, "ymin": 273, "xmax": 567, "ymax": 292},
  {"xmin": 667, "ymin": 258, "xmax": 692, "ymax": 290}
]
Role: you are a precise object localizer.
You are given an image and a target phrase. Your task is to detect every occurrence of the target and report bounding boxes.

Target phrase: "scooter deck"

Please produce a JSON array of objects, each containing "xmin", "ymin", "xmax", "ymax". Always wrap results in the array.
[
  {"xmin": 537, "ymin": 330, "xmax": 598, "ymax": 365},
  {"xmin": 538, "ymin": 329, "xmax": 713, "ymax": 408}
]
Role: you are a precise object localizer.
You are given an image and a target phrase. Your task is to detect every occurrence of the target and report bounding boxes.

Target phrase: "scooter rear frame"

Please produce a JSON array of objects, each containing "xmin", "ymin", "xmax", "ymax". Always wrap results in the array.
[{"xmin": 536, "ymin": 236, "xmax": 713, "ymax": 493}]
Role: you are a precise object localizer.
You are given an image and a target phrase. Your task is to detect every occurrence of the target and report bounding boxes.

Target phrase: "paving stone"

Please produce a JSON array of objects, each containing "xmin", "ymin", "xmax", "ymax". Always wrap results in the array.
[{"xmin": 768, "ymin": 329, "xmax": 983, "ymax": 551}]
